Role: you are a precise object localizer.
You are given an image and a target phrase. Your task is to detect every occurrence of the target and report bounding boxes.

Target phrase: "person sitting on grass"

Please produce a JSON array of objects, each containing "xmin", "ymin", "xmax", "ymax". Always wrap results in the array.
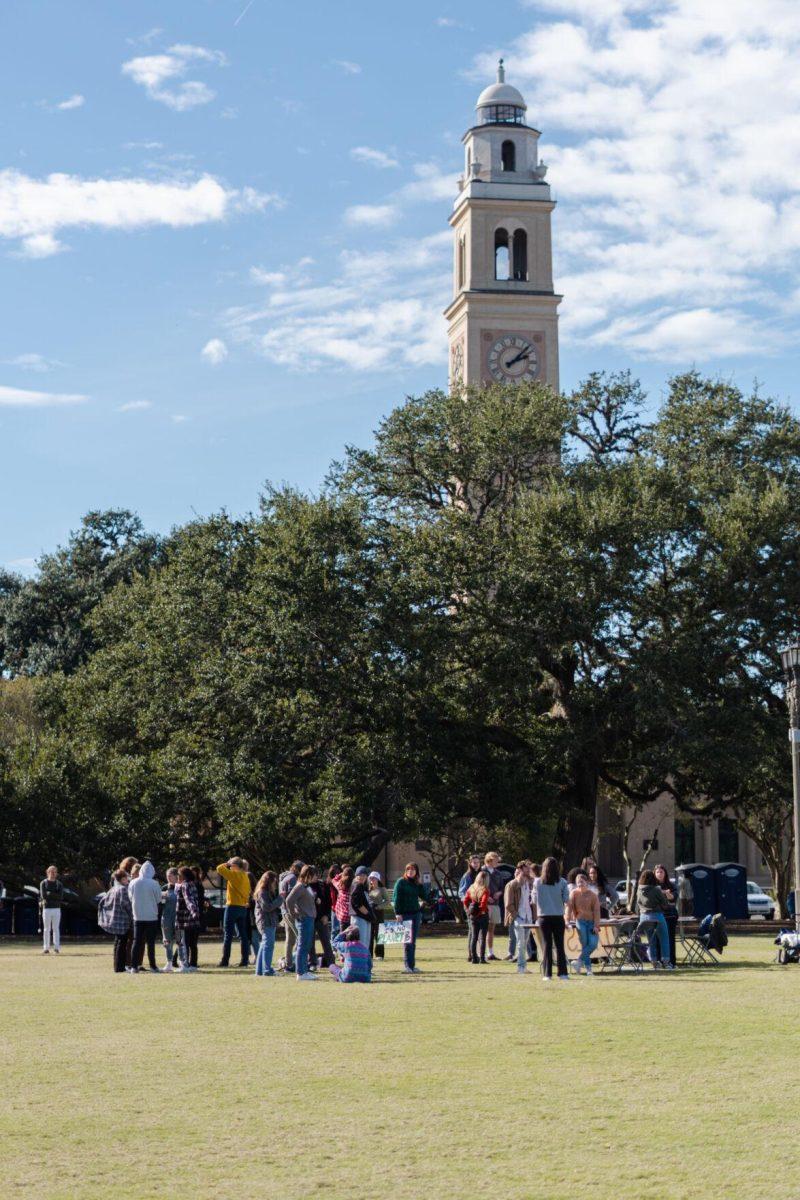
[
  {"xmin": 175, "ymin": 866, "xmax": 201, "ymax": 972},
  {"xmin": 465, "ymin": 870, "xmax": 491, "ymax": 964},
  {"xmin": 253, "ymin": 870, "xmax": 282, "ymax": 977},
  {"xmin": 566, "ymin": 872, "xmax": 601, "ymax": 975},
  {"xmin": 329, "ymin": 924, "xmax": 373, "ymax": 983},
  {"xmin": 636, "ymin": 869, "xmax": 675, "ymax": 970}
]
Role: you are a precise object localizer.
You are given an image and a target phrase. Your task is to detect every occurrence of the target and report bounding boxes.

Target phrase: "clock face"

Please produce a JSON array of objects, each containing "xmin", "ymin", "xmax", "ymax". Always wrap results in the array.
[{"xmin": 487, "ymin": 334, "xmax": 539, "ymax": 383}]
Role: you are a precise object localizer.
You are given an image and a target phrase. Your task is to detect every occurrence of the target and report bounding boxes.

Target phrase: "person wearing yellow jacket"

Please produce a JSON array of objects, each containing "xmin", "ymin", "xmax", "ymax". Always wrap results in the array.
[{"xmin": 216, "ymin": 857, "xmax": 252, "ymax": 967}]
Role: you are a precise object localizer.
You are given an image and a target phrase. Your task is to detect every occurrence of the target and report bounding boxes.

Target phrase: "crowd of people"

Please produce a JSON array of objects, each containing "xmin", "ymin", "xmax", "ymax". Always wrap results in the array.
[{"xmin": 33, "ymin": 850, "xmax": 686, "ymax": 982}]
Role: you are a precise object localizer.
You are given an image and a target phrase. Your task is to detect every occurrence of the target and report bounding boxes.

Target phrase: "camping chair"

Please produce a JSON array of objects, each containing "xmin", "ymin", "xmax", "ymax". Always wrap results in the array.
[
  {"xmin": 598, "ymin": 917, "xmax": 644, "ymax": 973},
  {"xmin": 677, "ymin": 918, "xmax": 719, "ymax": 966}
]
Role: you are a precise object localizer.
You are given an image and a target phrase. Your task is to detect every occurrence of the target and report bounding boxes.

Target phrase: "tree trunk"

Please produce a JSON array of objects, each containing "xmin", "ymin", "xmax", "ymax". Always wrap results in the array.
[{"xmin": 552, "ymin": 763, "xmax": 598, "ymax": 867}]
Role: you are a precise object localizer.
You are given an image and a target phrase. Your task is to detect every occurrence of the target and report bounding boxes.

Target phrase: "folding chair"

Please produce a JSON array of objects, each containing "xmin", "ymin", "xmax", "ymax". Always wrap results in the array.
[
  {"xmin": 598, "ymin": 918, "xmax": 644, "ymax": 973},
  {"xmin": 677, "ymin": 919, "xmax": 719, "ymax": 966}
]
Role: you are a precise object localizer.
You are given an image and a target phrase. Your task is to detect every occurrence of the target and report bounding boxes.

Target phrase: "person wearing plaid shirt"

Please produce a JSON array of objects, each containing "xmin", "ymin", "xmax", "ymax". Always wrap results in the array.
[{"xmin": 98, "ymin": 870, "xmax": 133, "ymax": 973}]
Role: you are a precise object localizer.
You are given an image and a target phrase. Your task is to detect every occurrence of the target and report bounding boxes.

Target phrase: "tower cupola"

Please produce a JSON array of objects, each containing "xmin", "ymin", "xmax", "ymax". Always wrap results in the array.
[{"xmin": 475, "ymin": 59, "xmax": 527, "ymax": 125}]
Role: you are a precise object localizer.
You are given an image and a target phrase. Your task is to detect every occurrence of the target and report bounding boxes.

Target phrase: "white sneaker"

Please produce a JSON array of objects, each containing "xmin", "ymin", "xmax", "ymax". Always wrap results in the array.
[
  {"xmin": 296, "ymin": 972, "xmax": 318, "ymax": 981},
  {"xmin": 411, "ymin": 967, "xmax": 422, "ymax": 973},
  {"xmin": 178, "ymin": 965, "xmax": 191, "ymax": 973},
  {"xmin": 585, "ymin": 966, "xmax": 593, "ymax": 976},
  {"xmin": 161, "ymin": 965, "xmax": 174, "ymax": 973},
  {"xmin": 557, "ymin": 974, "xmax": 570, "ymax": 982},
  {"xmin": 569, "ymin": 959, "xmax": 582, "ymax": 974},
  {"xmin": 516, "ymin": 968, "xmax": 530, "ymax": 975},
  {"xmin": 402, "ymin": 965, "xmax": 414, "ymax": 974}
]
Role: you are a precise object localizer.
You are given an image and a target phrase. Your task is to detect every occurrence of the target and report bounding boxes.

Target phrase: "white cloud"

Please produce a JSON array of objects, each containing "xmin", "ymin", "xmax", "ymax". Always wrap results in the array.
[
  {"xmin": 118, "ymin": 400, "xmax": 152, "ymax": 412},
  {"xmin": 171, "ymin": 414, "xmax": 189, "ymax": 423},
  {"xmin": 0, "ymin": 170, "xmax": 277, "ymax": 256},
  {"xmin": 201, "ymin": 338, "xmax": 228, "ymax": 365},
  {"xmin": 4, "ymin": 353, "xmax": 58, "ymax": 372},
  {"xmin": 332, "ymin": 59, "xmax": 361, "ymax": 75},
  {"xmin": 470, "ymin": 0, "xmax": 800, "ymax": 360},
  {"xmin": 122, "ymin": 44, "xmax": 227, "ymax": 111},
  {"xmin": 350, "ymin": 146, "xmax": 399, "ymax": 170},
  {"xmin": 0, "ymin": 384, "xmax": 87, "ymax": 407},
  {"xmin": 344, "ymin": 203, "xmax": 399, "ymax": 227},
  {"xmin": 56, "ymin": 94, "xmax": 85, "ymax": 111},
  {"xmin": 226, "ymin": 231, "xmax": 452, "ymax": 373}
]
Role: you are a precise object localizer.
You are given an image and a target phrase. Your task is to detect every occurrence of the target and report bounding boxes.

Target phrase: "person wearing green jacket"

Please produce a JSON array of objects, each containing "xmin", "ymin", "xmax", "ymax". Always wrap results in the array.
[{"xmin": 392, "ymin": 863, "xmax": 426, "ymax": 974}]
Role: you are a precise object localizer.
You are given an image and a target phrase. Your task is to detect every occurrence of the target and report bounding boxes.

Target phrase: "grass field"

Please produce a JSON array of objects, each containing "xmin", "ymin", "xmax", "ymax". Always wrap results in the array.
[{"xmin": 2, "ymin": 933, "xmax": 796, "ymax": 1199}]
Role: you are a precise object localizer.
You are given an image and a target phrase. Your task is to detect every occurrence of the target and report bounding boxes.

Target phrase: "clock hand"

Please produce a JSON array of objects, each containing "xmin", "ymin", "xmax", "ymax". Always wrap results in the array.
[{"xmin": 505, "ymin": 347, "xmax": 530, "ymax": 367}]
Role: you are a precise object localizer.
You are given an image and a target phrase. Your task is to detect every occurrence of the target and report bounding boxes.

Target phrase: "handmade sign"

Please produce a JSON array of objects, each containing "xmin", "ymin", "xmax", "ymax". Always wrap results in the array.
[{"xmin": 377, "ymin": 920, "xmax": 413, "ymax": 945}]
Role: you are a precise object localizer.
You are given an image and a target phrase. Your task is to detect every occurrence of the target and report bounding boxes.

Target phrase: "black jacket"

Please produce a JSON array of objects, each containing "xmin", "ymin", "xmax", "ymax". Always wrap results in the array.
[{"xmin": 350, "ymin": 881, "xmax": 374, "ymax": 923}]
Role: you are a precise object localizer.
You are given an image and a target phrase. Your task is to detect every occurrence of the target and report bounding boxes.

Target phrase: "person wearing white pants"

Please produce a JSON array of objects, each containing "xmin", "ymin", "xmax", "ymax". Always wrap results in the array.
[{"xmin": 40, "ymin": 865, "xmax": 64, "ymax": 954}]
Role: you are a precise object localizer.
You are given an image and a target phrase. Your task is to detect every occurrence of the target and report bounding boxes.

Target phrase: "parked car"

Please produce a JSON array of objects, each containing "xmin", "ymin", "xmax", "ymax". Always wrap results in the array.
[{"xmin": 746, "ymin": 881, "xmax": 775, "ymax": 920}]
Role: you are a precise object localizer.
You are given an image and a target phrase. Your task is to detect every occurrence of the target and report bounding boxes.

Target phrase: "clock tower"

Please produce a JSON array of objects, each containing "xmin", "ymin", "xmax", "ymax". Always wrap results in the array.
[{"xmin": 444, "ymin": 61, "xmax": 561, "ymax": 390}]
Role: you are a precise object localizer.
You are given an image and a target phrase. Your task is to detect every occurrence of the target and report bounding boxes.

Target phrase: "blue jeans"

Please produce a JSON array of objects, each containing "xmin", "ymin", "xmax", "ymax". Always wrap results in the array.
[
  {"xmin": 399, "ymin": 912, "xmax": 421, "ymax": 969},
  {"xmin": 577, "ymin": 919, "xmax": 599, "ymax": 970},
  {"xmin": 355, "ymin": 916, "xmax": 372, "ymax": 946},
  {"xmin": 254, "ymin": 927, "xmax": 276, "ymax": 975},
  {"xmin": 638, "ymin": 913, "xmax": 669, "ymax": 963},
  {"xmin": 295, "ymin": 916, "xmax": 314, "ymax": 976},
  {"xmin": 222, "ymin": 905, "xmax": 249, "ymax": 964}
]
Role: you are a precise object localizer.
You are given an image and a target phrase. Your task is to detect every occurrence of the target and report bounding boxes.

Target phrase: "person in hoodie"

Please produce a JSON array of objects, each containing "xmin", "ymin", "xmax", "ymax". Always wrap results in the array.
[
  {"xmin": 279, "ymin": 860, "xmax": 304, "ymax": 973},
  {"xmin": 97, "ymin": 869, "xmax": 134, "ymax": 973},
  {"xmin": 128, "ymin": 860, "xmax": 163, "ymax": 973},
  {"xmin": 160, "ymin": 868, "xmax": 179, "ymax": 972},
  {"xmin": 329, "ymin": 924, "xmax": 372, "ymax": 983},
  {"xmin": 253, "ymin": 870, "xmax": 282, "ymax": 976},
  {"xmin": 285, "ymin": 865, "xmax": 319, "ymax": 981},
  {"xmin": 636, "ymin": 869, "xmax": 675, "ymax": 970}
]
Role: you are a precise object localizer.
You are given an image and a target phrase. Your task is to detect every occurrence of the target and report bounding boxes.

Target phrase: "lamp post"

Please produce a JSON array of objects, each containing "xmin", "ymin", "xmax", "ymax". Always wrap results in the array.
[{"xmin": 780, "ymin": 644, "xmax": 800, "ymax": 932}]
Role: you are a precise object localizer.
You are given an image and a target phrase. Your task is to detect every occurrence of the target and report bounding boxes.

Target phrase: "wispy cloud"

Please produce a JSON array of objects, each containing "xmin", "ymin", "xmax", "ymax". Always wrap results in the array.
[
  {"xmin": 344, "ymin": 203, "xmax": 399, "ymax": 227},
  {"xmin": 332, "ymin": 59, "xmax": 361, "ymax": 75},
  {"xmin": 122, "ymin": 44, "xmax": 227, "ymax": 111},
  {"xmin": 201, "ymin": 338, "xmax": 228, "ymax": 365},
  {"xmin": 350, "ymin": 146, "xmax": 399, "ymax": 170},
  {"xmin": 0, "ymin": 170, "xmax": 278, "ymax": 257},
  {"xmin": 0, "ymin": 384, "xmax": 87, "ymax": 408},
  {"xmin": 118, "ymin": 400, "xmax": 152, "ymax": 412},
  {"xmin": 56, "ymin": 94, "xmax": 85, "ymax": 111},
  {"xmin": 3, "ymin": 353, "xmax": 60, "ymax": 372}
]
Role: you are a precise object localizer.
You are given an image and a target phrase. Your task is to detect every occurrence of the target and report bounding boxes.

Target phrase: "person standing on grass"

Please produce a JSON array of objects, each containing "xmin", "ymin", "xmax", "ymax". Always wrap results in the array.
[
  {"xmin": 566, "ymin": 872, "xmax": 601, "ymax": 975},
  {"xmin": 587, "ymin": 863, "xmax": 618, "ymax": 917},
  {"xmin": 482, "ymin": 851, "xmax": 504, "ymax": 961},
  {"xmin": 98, "ymin": 869, "xmax": 133, "ymax": 973},
  {"xmin": 160, "ymin": 868, "xmax": 179, "ymax": 972},
  {"xmin": 367, "ymin": 871, "xmax": 390, "ymax": 960},
  {"xmin": 327, "ymin": 865, "xmax": 343, "ymax": 938},
  {"xmin": 350, "ymin": 866, "xmax": 375, "ymax": 947},
  {"xmin": 175, "ymin": 866, "xmax": 201, "ymax": 972},
  {"xmin": 279, "ymin": 860, "xmax": 304, "ymax": 973},
  {"xmin": 311, "ymin": 872, "xmax": 335, "ymax": 968},
  {"xmin": 330, "ymin": 925, "xmax": 373, "ymax": 983},
  {"xmin": 286, "ymin": 865, "xmax": 319, "ymax": 981},
  {"xmin": 393, "ymin": 862, "xmax": 426, "ymax": 974},
  {"xmin": 40, "ymin": 865, "xmax": 64, "ymax": 956},
  {"xmin": 504, "ymin": 862, "xmax": 534, "ymax": 973},
  {"xmin": 332, "ymin": 867, "xmax": 354, "ymax": 948},
  {"xmin": 636, "ymin": 870, "xmax": 674, "ymax": 970},
  {"xmin": 216, "ymin": 856, "xmax": 252, "ymax": 968},
  {"xmin": 253, "ymin": 871, "xmax": 282, "ymax": 976},
  {"xmin": 458, "ymin": 853, "xmax": 482, "ymax": 962},
  {"xmin": 533, "ymin": 857, "xmax": 570, "ymax": 982},
  {"xmin": 129, "ymin": 860, "xmax": 162, "ymax": 973},
  {"xmin": 464, "ymin": 870, "xmax": 490, "ymax": 964}
]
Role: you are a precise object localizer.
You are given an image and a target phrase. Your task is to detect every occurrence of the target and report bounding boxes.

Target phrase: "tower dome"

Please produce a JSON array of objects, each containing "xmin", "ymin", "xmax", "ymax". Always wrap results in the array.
[{"xmin": 476, "ymin": 59, "xmax": 527, "ymax": 125}]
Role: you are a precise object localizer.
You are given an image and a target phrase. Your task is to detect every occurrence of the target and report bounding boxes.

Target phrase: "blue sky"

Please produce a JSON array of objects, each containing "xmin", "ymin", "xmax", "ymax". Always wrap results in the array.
[{"xmin": 3, "ymin": 0, "xmax": 800, "ymax": 571}]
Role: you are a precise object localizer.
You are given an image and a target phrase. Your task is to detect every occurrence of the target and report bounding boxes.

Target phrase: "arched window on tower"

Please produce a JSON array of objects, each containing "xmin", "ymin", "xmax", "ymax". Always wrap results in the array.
[
  {"xmin": 457, "ymin": 235, "xmax": 466, "ymax": 290},
  {"xmin": 512, "ymin": 228, "xmax": 528, "ymax": 280},
  {"xmin": 501, "ymin": 140, "xmax": 516, "ymax": 172},
  {"xmin": 494, "ymin": 227, "xmax": 510, "ymax": 280}
]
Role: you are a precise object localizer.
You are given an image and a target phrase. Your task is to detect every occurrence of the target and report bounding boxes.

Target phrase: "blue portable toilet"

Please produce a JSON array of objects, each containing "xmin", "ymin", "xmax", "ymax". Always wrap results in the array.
[
  {"xmin": 676, "ymin": 863, "xmax": 716, "ymax": 921},
  {"xmin": 714, "ymin": 862, "xmax": 748, "ymax": 920}
]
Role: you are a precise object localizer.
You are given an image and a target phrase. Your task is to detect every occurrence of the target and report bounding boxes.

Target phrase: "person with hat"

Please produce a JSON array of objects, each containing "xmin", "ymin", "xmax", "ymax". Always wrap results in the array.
[
  {"xmin": 367, "ymin": 870, "xmax": 390, "ymax": 959},
  {"xmin": 349, "ymin": 865, "xmax": 375, "ymax": 947}
]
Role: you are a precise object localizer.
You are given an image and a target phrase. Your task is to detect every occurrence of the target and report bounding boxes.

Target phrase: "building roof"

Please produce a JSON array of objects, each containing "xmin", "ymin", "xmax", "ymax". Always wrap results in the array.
[{"xmin": 476, "ymin": 59, "xmax": 527, "ymax": 111}]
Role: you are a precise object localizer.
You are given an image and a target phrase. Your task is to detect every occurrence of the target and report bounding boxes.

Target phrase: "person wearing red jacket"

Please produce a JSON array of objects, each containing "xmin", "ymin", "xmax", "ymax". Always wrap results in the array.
[{"xmin": 464, "ymin": 871, "xmax": 490, "ymax": 964}]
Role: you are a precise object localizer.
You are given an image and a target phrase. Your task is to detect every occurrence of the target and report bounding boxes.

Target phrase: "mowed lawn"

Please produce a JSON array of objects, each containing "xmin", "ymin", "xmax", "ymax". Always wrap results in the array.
[{"xmin": 2, "ymin": 934, "xmax": 797, "ymax": 1199}]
